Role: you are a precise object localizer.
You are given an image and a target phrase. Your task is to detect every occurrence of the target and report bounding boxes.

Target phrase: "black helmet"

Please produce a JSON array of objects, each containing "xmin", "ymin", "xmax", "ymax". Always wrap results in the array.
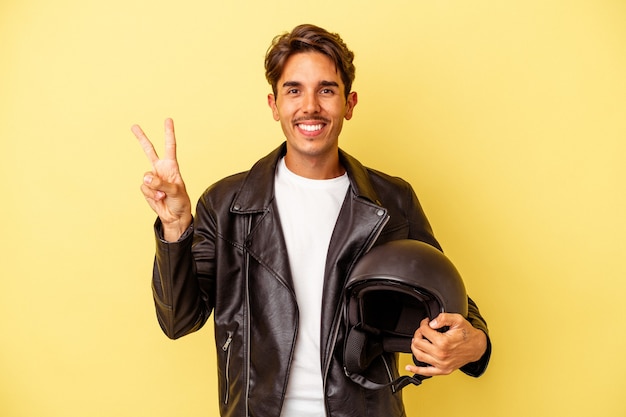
[{"xmin": 343, "ymin": 239, "xmax": 468, "ymax": 390}]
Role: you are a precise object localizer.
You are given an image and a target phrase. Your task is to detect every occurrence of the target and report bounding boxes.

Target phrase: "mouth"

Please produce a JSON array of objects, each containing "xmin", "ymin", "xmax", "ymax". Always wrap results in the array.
[
  {"xmin": 295, "ymin": 118, "xmax": 329, "ymax": 135},
  {"xmin": 297, "ymin": 123, "xmax": 325, "ymax": 132}
]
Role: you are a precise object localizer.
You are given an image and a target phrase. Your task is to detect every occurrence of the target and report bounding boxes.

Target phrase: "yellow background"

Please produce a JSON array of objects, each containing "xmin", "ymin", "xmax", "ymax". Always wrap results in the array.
[{"xmin": 1, "ymin": 0, "xmax": 625, "ymax": 416}]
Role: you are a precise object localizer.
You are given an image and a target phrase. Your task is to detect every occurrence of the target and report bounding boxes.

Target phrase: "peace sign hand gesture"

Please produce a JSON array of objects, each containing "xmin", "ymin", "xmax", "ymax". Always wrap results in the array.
[{"xmin": 132, "ymin": 118, "xmax": 192, "ymax": 242}]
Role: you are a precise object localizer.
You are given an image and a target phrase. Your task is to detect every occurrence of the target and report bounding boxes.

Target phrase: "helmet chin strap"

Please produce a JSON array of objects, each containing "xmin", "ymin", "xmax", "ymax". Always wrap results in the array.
[
  {"xmin": 343, "ymin": 324, "xmax": 431, "ymax": 392},
  {"xmin": 345, "ymin": 368, "xmax": 429, "ymax": 392}
]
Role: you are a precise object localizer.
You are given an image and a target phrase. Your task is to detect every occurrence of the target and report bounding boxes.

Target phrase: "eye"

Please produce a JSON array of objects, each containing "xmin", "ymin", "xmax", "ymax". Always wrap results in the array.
[
  {"xmin": 287, "ymin": 88, "xmax": 300, "ymax": 95},
  {"xmin": 320, "ymin": 88, "xmax": 334, "ymax": 95}
]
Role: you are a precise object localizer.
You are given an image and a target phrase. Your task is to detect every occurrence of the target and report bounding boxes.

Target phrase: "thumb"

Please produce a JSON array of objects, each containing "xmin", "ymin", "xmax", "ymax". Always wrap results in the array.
[
  {"xmin": 143, "ymin": 173, "xmax": 178, "ymax": 195},
  {"xmin": 428, "ymin": 313, "xmax": 453, "ymax": 330},
  {"xmin": 144, "ymin": 173, "xmax": 177, "ymax": 201},
  {"xmin": 429, "ymin": 312, "xmax": 466, "ymax": 331}
]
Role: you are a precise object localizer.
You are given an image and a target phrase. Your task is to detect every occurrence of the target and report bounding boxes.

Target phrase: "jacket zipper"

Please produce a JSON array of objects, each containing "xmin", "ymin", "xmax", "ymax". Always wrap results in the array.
[
  {"xmin": 222, "ymin": 332, "xmax": 233, "ymax": 404},
  {"xmin": 243, "ymin": 216, "xmax": 253, "ymax": 415}
]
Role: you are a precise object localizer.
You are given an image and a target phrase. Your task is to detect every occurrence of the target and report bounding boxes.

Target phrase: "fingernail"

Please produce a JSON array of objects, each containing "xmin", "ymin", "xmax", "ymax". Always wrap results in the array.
[
  {"xmin": 429, "ymin": 319, "xmax": 438, "ymax": 328},
  {"xmin": 144, "ymin": 175, "xmax": 153, "ymax": 184}
]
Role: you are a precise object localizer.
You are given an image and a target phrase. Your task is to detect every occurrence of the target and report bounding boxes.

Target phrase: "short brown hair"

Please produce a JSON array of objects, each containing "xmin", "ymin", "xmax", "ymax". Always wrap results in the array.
[{"xmin": 265, "ymin": 24, "xmax": 356, "ymax": 99}]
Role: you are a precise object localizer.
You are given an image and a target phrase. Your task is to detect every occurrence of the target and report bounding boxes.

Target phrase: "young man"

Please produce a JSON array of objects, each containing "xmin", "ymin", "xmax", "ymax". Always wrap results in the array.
[{"xmin": 132, "ymin": 24, "xmax": 490, "ymax": 417}]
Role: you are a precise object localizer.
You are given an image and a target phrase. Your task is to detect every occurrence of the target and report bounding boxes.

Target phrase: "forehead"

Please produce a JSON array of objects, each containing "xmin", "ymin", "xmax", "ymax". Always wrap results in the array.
[{"xmin": 279, "ymin": 52, "xmax": 343, "ymax": 87}]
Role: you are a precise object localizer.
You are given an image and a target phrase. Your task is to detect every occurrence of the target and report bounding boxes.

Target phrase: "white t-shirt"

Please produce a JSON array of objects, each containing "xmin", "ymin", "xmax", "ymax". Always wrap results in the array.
[{"xmin": 274, "ymin": 157, "xmax": 349, "ymax": 417}]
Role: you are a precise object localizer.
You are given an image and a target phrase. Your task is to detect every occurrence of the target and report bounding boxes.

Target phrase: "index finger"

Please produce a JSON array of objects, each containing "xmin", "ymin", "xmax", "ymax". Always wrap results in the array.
[{"xmin": 131, "ymin": 123, "xmax": 160, "ymax": 165}]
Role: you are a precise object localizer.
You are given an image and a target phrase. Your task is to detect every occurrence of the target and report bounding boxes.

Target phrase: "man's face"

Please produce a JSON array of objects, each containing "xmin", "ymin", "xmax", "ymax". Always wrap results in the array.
[{"xmin": 268, "ymin": 52, "xmax": 357, "ymax": 168}]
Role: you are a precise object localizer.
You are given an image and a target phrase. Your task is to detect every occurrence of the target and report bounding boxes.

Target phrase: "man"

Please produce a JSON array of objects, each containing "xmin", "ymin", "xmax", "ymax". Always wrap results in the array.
[{"xmin": 132, "ymin": 24, "xmax": 490, "ymax": 417}]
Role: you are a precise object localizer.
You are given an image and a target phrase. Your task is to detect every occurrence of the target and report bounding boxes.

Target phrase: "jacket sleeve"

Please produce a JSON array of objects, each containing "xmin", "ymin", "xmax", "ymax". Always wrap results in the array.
[
  {"xmin": 152, "ymin": 217, "xmax": 211, "ymax": 339},
  {"xmin": 460, "ymin": 297, "xmax": 491, "ymax": 377}
]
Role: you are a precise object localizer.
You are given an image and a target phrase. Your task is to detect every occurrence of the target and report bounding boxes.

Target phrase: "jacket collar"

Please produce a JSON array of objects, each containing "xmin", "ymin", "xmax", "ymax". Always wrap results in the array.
[{"xmin": 230, "ymin": 142, "xmax": 382, "ymax": 213}]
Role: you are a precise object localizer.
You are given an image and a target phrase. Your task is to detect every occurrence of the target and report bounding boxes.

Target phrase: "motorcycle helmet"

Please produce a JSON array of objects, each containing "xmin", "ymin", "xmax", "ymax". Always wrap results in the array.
[{"xmin": 343, "ymin": 239, "xmax": 468, "ymax": 390}]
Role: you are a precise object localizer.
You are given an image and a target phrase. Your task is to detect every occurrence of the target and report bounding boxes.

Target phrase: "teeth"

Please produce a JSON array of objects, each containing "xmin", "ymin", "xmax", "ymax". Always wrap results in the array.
[{"xmin": 299, "ymin": 124, "xmax": 323, "ymax": 132}]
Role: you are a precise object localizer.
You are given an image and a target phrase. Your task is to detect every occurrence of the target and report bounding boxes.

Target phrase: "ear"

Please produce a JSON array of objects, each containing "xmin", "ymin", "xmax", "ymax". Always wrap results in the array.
[
  {"xmin": 267, "ymin": 94, "xmax": 280, "ymax": 121},
  {"xmin": 344, "ymin": 91, "xmax": 358, "ymax": 121}
]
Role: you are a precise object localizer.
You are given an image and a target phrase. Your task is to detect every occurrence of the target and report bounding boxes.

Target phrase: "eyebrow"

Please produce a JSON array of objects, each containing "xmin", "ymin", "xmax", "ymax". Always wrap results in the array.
[{"xmin": 281, "ymin": 80, "xmax": 340, "ymax": 88}]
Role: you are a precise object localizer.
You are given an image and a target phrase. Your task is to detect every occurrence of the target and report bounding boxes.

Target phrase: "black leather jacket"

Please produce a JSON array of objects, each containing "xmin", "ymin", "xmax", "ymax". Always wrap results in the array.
[{"xmin": 152, "ymin": 144, "xmax": 490, "ymax": 417}]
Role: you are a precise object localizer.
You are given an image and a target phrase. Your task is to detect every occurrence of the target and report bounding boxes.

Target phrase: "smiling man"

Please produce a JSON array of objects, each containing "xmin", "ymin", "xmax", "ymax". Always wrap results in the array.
[
  {"xmin": 267, "ymin": 51, "xmax": 357, "ymax": 179},
  {"xmin": 132, "ymin": 24, "xmax": 491, "ymax": 417}
]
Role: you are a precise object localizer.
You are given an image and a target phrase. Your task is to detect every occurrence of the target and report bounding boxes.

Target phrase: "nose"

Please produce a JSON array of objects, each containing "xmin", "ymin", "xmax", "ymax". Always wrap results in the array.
[{"xmin": 302, "ymin": 92, "xmax": 321, "ymax": 114}]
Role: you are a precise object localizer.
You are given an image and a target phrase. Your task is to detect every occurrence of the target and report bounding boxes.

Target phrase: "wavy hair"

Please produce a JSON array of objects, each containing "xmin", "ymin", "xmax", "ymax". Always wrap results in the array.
[{"xmin": 265, "ymin": 24, "xmax": 356, "ymax": 99}]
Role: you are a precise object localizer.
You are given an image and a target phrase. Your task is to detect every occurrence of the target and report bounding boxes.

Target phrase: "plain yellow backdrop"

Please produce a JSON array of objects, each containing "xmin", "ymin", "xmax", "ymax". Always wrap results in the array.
[{"xmin": 1, "ymin": 0, "xmax": 625, "ymax": 416}]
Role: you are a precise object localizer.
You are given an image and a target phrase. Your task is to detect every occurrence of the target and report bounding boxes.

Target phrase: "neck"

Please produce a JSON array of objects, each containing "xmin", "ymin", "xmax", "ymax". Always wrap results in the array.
[{"xmin": 284, "ymin": 152, "xmax": 345, "ymax": 180}]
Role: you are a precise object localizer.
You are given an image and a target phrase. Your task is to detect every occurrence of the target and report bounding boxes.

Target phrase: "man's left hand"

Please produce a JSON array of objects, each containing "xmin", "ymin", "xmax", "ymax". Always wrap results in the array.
[{"xmin": 406, "ymin": 313, "xmax": 487, "ymax": 377}]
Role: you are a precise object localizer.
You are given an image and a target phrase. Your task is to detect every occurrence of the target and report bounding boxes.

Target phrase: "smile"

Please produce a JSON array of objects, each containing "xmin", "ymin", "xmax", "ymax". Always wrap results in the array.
[{"xmin": 297, "ymin": 123, "xmax": 324, "ymax": 132}]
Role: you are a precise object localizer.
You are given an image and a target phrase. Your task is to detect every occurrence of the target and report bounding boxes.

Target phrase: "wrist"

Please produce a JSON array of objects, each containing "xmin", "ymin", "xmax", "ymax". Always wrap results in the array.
[
  {"xmin": 162, "ymin": 214, "xmax": 192, "ymax": 242},
  {"xmin": 471, "ymin": 329, "xmax": 488, "ymax": 362}
]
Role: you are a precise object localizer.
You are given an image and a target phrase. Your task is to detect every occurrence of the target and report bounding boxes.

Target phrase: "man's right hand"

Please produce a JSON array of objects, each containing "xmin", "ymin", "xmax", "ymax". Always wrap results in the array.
[{"xmin": 131, "ymin": 118, "xmax": 192, "ymax": 242}]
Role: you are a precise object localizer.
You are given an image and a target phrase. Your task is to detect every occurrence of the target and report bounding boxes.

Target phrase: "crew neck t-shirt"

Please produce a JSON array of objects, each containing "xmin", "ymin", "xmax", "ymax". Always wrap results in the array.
[{"xmin": 274, "ymin": 157, "xmax": 349, "ymax": 417}]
